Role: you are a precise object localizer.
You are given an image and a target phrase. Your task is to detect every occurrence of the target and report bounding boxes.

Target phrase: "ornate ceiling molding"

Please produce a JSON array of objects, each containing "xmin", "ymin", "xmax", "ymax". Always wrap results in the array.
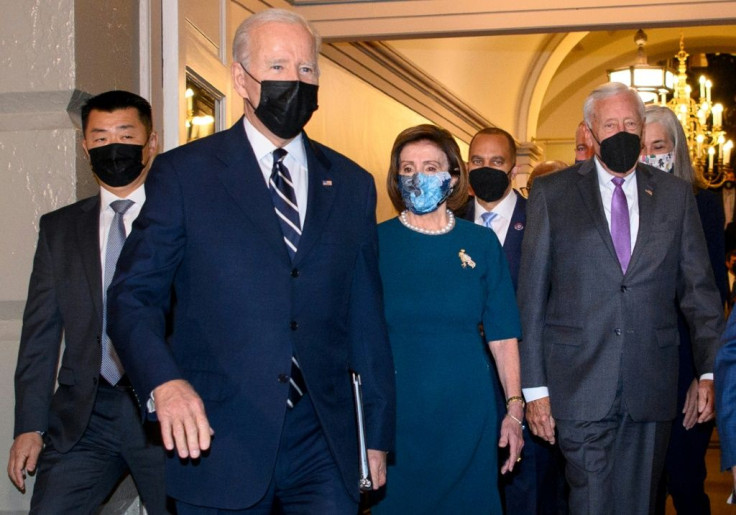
[
  {"xmin": 299, "ymin": 1, "xmax": 736, "ymax": 41},
  {"xmin": 321, "ymin": 40, "xmax": 493, "ymax": 141}
]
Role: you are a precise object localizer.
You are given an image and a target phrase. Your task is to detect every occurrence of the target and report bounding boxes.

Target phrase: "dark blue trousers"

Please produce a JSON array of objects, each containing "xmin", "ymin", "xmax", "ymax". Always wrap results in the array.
[
  {"xmin": 175, "ymin": 393, "xmax": 356, "ymax": 514},
  {"xmin": 655, "ymin": 415, "xmax": 713, "ymax": 515},
  {"xmin": 30, "ymin": 380, "xmax": 168, "ymax": 514}
]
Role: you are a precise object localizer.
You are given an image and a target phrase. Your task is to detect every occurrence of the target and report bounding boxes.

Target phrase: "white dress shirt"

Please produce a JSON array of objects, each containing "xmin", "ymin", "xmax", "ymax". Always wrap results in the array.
[
  {"xmin": 595, "ymin": 157, "xmax": 639, "ymax": 253},
  {"xmin": 243, "ymin": 117, "xmax": 309, "ymax": 226},
  {"xmin": 473, "ymin": 191, "xmax": 517, "ymax": 245},
  {"xmin": 99, "ymin": 184, "xmax": 146, "ymax": 292}
]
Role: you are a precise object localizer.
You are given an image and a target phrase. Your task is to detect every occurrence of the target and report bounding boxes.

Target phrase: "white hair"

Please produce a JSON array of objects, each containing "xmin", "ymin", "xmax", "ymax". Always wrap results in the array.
[
  {"xmin": 232, "ymin": 9, "xmax": 321, "ymax": 69},
  {"xmin": 583, "ymin": 82, "xmax": 645, "ymax": 128}
]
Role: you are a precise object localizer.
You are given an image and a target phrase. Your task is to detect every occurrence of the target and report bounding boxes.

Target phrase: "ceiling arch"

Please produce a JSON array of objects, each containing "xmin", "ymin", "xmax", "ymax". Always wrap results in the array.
[{"xmin": 517, "ymin": 32, "xmax": 589, "ymax": 142}]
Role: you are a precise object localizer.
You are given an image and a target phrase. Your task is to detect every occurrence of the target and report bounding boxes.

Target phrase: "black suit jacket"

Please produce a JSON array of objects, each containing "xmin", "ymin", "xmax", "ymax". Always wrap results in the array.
[
  {"xmin": 14, "ymin": 196, "xmax": 106, "ymax": 452},
  {"xmin": 518, "ymin": 160, "xmax": 724, "ymax": 422},
  {"xmin": 461, "ymin": 191, "xmax": 526, "ymax": 289},
  {"xmin": 108, "ymin": 119, "xmax": 396, "ymax": 509}
]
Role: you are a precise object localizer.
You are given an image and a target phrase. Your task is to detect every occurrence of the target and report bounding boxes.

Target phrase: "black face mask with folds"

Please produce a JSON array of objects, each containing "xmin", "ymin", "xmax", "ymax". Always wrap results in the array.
[
  {"xmin": 469, "ymin": 167, "xmax": 511, "ymax": 202},
  {"xmin": 89, "ymin": 143, "xmax": 145, "ymax": 187},
  {"xmin": 592, "ymin": 130, "xmax": 642, "ymax": 173},
  {"xmin": 243, "ymin": 66, "xmax": 319, "ymax": 140}
]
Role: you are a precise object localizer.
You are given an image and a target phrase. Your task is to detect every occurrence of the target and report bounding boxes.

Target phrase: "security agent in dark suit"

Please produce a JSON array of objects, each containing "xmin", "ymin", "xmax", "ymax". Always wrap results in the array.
[
  {"xmin": 519, "ymin": 82, "xmax": 724, "ymax": 514},
  {"xmin": 107, "ymin": 9, "xmax": 395, "ymax": 514},
  {"xmin": 460, "ymin": 127, "xmax": 568, "ymax": 514},
  {"xmin": 7, "ymin": 91, "xmax": 168, "ymax": 513}
]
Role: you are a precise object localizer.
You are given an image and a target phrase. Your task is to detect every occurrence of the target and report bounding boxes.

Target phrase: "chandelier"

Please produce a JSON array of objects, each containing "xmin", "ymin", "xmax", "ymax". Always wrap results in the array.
[
  {"xmin": 667, "ymin": 36, "xmax": 732, "ymax": 187},
  {"xmin": 608, "ymin": 30, "xmax": 733, "ymax": 188}
]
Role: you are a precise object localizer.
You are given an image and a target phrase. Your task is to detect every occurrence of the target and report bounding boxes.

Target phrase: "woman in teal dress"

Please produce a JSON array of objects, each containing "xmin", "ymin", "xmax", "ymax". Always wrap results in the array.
[{"xmin": 371, "ymin": 125, "xmax": 524, "ymax": 514}]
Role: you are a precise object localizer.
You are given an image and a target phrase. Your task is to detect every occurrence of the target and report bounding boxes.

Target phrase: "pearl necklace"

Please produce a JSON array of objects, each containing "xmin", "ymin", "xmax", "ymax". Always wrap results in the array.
[{"xmin": 399, "ymin": 209, "xmax": 455, "ymax": 235}]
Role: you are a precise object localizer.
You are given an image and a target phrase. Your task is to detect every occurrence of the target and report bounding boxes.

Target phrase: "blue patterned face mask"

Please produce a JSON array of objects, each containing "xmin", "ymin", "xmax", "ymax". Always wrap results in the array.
[
  {"xmin": 398, "ymin": 171, "xmax": 453, "ymax": 214},
  {"xmin": 640, "ymin": 151, "xmax": 674, "ymax": 173}
]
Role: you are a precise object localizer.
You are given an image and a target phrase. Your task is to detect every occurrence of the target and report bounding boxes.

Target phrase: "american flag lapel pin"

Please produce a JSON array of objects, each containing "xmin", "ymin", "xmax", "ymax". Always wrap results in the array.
[{"xmin": 322, "ymin": 179, "xmax": 333, "ymax": 187}]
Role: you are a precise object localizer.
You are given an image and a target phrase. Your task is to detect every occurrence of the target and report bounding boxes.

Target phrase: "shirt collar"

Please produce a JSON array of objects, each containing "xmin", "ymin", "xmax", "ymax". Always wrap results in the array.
[
  {"xmin": 242, "ymin": 116, "xmax": 307, "ymax": 169},
  {"xmin": 99, "ymin": 183, "xmax": 145, "ymax": 210},
  {"xmin": 594, "ymin": 156, "xmax": 636, "ymax": 189},
  {"xmin": 474, "ymin": 189, "xmax": 517, "ymax": 221}
]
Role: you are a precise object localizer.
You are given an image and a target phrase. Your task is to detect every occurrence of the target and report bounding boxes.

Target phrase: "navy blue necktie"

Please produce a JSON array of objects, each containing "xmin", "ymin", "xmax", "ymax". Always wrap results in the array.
[
  {"xmin": 269, "ymin": 149, "xmax": 301, "ymax": 261},
  {"xmin": 269, "ymin": 149, "xmax": 307, "ymax": 407}
]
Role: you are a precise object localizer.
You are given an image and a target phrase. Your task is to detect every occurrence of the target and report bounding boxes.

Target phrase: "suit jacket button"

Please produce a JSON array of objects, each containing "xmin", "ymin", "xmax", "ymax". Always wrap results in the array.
[
  {"xmin": 290, "ymin": 320, "xmax": 298, "ymax": 330},
  {"xmin": 614, "ymin": 328, "xmax": 622, "ymax": 336},
  {"xmin": 620, "ymin": 285, "xmax": 627, "ymax": 292},
  {"xmin": 291, "ymin": 268, "xmax": 299, "ymax": 278},
  {"xmin": 278, "ymin": 374, "xmax": 289, "ymax": 383}
]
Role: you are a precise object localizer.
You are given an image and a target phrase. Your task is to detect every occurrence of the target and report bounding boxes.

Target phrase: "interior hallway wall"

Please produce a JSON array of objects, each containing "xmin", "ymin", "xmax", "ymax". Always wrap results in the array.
[
  {"xmin": 305, "ymin": 58, "xmax": 469, "ymax": 223},
  {"xmin": 0, "ymin": 1, "xmax": 139, "ymax": 512}
]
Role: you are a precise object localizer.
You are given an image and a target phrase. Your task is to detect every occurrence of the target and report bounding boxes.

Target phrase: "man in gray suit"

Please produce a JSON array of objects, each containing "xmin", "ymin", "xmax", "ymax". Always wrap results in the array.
[{"xmin": 518, "ymin": 82, "xmax": 723, "ymax": 514}]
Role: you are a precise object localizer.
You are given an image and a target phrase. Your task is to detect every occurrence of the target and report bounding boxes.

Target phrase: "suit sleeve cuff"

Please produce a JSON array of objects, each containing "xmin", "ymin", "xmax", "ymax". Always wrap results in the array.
[{"xmin": 522, "ymin": 386, "xmax": 549, "ymax": 402}]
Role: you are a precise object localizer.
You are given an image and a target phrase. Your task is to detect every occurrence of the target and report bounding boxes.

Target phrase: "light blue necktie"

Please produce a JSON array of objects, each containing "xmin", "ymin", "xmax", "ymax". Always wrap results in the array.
[
  {"xmin": 100, "ymin": 199, "xmax": 133, "ymax": 385},
  {"xmin": 481, "ymin": 211, "xmax": 498, "ymax": 228}
]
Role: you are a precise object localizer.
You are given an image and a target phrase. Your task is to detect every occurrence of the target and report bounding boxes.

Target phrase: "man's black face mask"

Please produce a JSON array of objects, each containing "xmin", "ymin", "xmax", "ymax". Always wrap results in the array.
[{"xmin": 242, "ymin": 65, "xmax": 319, "ymax": 140}]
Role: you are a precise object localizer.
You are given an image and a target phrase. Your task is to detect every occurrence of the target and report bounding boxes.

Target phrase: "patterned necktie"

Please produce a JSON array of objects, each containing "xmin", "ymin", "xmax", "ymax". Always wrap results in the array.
[
  {"xmin": 268, "ymin": 149, "xmax": 307, "ymax": 407},
  {"xmin": 481, "ymin": 211, "xmax": 498, "ymax": 229},
  {"xmin": 269, "ymin": 148, "xmax": 301, "ymax": 261},
  {"xmin": 101, "ymin": 199, "xmax": 134, "ymax": 385},
  {"xmin": 611, "ymin": 177, "xmax": 631, "ymax": 273}
]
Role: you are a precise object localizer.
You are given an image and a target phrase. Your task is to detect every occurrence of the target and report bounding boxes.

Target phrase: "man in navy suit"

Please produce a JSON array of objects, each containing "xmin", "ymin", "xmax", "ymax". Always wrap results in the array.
[
  {"xmin": 7, "ymin": 91, "xmax": 168, "ymax": 513},
  {"xmin": 460, "ymin": 127, "xmax": 568, "ymax": 514},
  {"xmin": 717, "ymin": 310, "xmax": 736, "ymax": 501},
  {"xmin": 107, "ymin": 8, "xmax": 395, "ymax": 513}
]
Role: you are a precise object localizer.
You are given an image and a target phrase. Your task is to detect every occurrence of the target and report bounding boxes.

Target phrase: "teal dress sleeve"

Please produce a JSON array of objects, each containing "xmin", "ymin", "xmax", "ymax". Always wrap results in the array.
[{"xmin": 481, "ymin": 230, "xmax": 522, "ymax": 342}]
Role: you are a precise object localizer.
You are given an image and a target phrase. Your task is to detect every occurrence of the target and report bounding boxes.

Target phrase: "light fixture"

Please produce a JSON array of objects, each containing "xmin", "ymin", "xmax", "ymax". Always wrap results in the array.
[
  {"xmin": 608, "ymin": 29, "xmax": 675, "ymax": 105},
  {"xmin": 666, "ymin": 35, "xmax": 732, "ymax": 187},
  {"xmin": 609, "ymin": 31, "xmax": 733, "ymax": 187}
]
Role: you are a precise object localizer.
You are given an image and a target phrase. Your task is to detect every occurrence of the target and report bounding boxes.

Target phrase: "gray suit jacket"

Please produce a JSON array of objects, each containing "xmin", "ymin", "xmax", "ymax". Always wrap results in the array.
[{"xmin": 518, "ymin": 159, "xmax": 724, "ymax": 422}]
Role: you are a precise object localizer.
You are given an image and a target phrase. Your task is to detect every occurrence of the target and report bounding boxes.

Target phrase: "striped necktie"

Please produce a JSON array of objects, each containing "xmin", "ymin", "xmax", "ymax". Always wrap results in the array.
[
  {"xmin": 268, "ymin": 149, "xmax": 307, "ymax": 407},
  {"xmin": 269, "ymin": 148, "xmax": 301, "ymax": 261},
  {"xmin": 101, "ymin": 199, "xmax": 133, "ymax": 385}
]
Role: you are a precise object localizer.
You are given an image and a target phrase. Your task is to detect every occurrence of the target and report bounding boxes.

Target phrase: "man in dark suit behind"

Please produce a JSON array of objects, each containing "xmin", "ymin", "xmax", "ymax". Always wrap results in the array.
[
  {"xmin": 461, "ymin": 127, "xmax": 526, "ymax": 290},
  {"xmin": 7, "ymin": 91, "xmax": 167, "ymax": 513},
  {"xmin": 107, "ymin": 8, "xmax": 396, "ymax": 513},
  {"xmin": 461, "ymin": 127, "xmax": 568, "ymax": 514},
  {"xmin": 518, "ymin": 82, "xmax": 724, "ymax": 514}
]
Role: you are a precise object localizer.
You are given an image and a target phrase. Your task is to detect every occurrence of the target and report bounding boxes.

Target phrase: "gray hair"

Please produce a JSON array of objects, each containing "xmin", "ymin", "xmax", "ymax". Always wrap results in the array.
[
  {"xmin": 232, "ymin": 9, "xmax": 321, "ymax": 69},
  {"xmin": 583, "ymin": 82, "xmax": 645, "ymax": 129},
  {"xmin": 644, "ymin": 104, "xmax": 697, "ymax": 185}
]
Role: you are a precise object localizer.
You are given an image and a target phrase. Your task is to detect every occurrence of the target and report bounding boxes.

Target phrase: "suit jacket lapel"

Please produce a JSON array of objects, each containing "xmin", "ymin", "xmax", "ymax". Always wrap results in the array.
[
  {"xmin": 78, "ymin": 196, "xmax": 103, "ymax": 320},
  {"xmin": 576, "ymin": 159, "xmax": 622, "ymax": 272},
  {"xmin": 214, "ymin": 118, "xmax": 289, "ymax": 261},
  {"xmin": 505, "ymin": 192, "xmax": 526, "ymax": 245},
  {"xmin": 294, "ymin": 136, "xmax": 336, "ymax": 266},
  {"xmin": 627, "ymin": 164, "xmax": 655, "ymax": 274}
]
